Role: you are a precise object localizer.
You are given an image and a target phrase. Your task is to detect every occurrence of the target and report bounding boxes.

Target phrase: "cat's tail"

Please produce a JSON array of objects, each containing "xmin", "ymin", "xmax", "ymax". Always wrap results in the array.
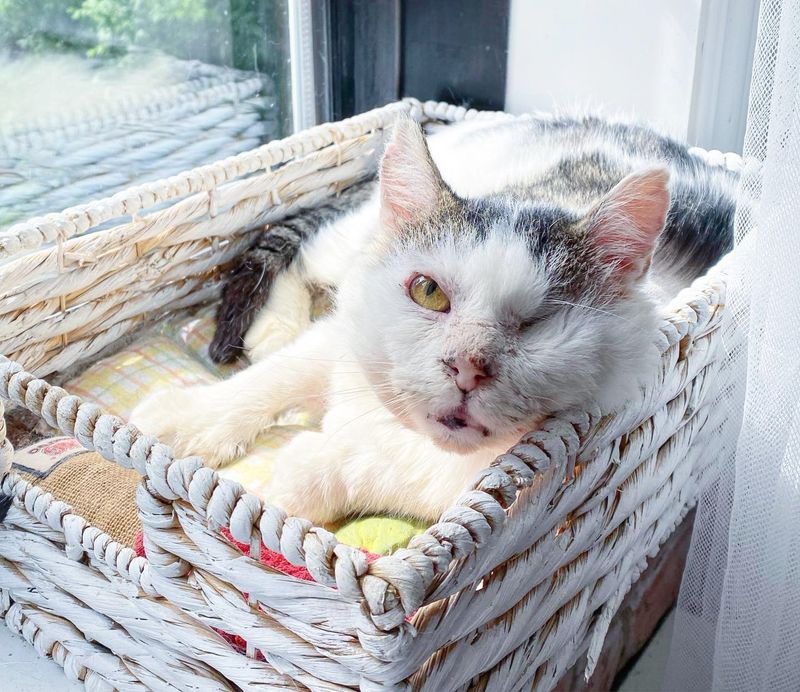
[{"xmin": 209, "ymin": 181, "xmax": 374, "ymax": 363}]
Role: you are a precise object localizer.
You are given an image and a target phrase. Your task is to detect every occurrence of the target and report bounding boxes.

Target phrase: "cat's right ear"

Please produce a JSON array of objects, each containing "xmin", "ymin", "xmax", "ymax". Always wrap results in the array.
[
  {"xmin": 586, "ymin": 167, "xmax": 670, "ymax": 283},
  {"xmin": 379, "ymin": 118, "xmax": 452, "ymax": 233}
]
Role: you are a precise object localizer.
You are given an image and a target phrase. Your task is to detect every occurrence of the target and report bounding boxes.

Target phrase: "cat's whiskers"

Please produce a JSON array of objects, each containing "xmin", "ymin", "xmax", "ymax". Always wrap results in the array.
[
  {"xmin": 297, "ymin": 378, "xmax": 409, "ymax": 406},
  {"xmin": 311, "ymin": 387, "xmax": 400, "ymax": 406},
  {"xmin": 549, "ymin": 299, "xmax": 645, "ymax": 330},
  {"xmin": 266, "ymin": 352, "xmax": 394, "ymax": 366},
  {"xmin": 321, "ymin": 392, "xmax": 413, "ymax": 444}
]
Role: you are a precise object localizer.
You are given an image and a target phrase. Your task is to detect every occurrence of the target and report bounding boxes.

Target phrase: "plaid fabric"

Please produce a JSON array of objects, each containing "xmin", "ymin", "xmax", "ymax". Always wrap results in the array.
[
  {"xmin": 159, "ymin": 306, "xmax": 244, "ymax": 378},
  {"xmin": 67, "ymin": 335, "xmax": 217, "ymax": 419}
]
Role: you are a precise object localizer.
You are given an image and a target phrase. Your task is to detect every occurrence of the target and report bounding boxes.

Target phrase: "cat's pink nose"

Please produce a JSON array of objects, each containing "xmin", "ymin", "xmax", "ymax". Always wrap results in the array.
[{"xmin": 443, "ymin": 355, "xmax": 491, "ymax": 392}]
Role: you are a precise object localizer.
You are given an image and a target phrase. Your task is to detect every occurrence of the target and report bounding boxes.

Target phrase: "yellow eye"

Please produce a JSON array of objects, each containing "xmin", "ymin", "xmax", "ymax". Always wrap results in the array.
[{"xmin": 409, "ymin": 275, "xmax": 450, "ymax": 312}]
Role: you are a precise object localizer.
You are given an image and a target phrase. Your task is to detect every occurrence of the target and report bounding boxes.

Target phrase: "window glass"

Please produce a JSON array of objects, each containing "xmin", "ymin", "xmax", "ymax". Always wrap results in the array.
[{"xmin": 0, "ymin": 0, "xmax": 292, "ymax": 230}]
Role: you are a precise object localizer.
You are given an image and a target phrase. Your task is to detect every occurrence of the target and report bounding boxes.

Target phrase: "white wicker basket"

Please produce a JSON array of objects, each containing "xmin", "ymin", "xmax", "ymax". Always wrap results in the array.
[{"xmin": 0, "ymin": 99, "xmax": 741, "ymax": 691}]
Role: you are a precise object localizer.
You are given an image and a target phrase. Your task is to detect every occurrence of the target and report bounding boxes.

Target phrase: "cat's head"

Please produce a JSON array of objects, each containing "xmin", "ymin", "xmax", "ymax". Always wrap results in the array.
[{"xmin": 338, "ymin": 119, "xmax": 666, "ymax": 453}]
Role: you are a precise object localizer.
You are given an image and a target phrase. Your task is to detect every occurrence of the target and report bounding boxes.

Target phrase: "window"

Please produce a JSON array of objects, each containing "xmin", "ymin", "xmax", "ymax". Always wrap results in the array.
[
  {"xmin": 0, "ymin": 0, "xmax": 293, "ymax": 230},
  {"xmin": 0, "ymin": 0, "xmax": 511, "ymax": 233}
]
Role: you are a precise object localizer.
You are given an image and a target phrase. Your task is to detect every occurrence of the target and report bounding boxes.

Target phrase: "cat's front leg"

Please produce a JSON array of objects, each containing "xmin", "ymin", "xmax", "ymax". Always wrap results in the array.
[
  {"xmin": 266, "ymin": 431, "xmax": 349, "ymax": 523},
  {"xmin": 128, "ymin": 381, "xmax": 252, "ymax": 466},
  {"xmin": 266, "ymin": 423, "xmax": 492, "ymax": 524},
  {"xmin": 130, "ymin": 319, "xmax": 338, "ymax": 467}
]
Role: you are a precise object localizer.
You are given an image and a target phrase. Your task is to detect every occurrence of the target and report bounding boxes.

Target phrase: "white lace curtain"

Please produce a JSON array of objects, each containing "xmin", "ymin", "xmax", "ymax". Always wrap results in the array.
[{"xmin": 665, "ymin": 1, "xmax": 800, "ymax": 689}]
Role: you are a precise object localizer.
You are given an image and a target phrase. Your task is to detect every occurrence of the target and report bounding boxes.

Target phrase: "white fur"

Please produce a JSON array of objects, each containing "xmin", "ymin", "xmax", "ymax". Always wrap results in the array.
[
  {"xmin": 244, "ymin": 265, "xmax": 312, "ymax": 361},
  {"xmin": 131, "ymin": 119, "xmax": 665, "ymax": 523}
]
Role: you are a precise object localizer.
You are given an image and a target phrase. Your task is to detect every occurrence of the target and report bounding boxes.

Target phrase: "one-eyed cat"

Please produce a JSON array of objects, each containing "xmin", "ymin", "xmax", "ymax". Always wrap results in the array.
[{"xmin": 131, "ymin": 116, "xmax": 735, "ymax": 523}]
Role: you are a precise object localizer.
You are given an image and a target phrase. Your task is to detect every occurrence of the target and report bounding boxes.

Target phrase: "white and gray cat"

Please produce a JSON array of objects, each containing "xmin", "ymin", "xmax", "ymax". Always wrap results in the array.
[{"xmin": 131, "ymin": 115, "xmax": 736, "ymax": 523}]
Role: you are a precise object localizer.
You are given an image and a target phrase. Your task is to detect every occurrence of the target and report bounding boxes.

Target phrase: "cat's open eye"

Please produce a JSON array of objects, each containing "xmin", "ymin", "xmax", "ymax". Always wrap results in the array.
[{"xmin": 409, "ymin": 274, "xmax": 450, "ymax": 312}]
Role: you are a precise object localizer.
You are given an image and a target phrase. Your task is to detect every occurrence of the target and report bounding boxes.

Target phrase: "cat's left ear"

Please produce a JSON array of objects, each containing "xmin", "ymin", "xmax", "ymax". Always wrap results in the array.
[
  {"xmin": 379, "ymin": 118, "xmax": 454, "ymax": 233},
  {"xmin": 587, "ymin": 167, "xmax": 670, "ymax": 282}
]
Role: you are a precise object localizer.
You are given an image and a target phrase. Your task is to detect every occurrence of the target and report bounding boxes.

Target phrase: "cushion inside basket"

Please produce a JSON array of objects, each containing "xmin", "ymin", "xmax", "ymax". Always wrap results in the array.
[
  {"xmin": 3, "ymin": 437, "xmax": 142, "ymax": 546},
  {"xmin": 6, "ymin": 304, "xmax": 427, "ymax": 557}
]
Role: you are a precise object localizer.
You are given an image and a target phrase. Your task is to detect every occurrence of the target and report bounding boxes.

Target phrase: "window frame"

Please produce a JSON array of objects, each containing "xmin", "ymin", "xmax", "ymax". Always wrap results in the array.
[{"xmin": 314, "ymin": 0, "xmax": 510, "ymax": 125}]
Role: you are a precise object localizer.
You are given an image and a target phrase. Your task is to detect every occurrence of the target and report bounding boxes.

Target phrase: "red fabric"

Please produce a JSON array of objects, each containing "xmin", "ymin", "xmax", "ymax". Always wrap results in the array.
[
  {"xmin": 221, "ymin": 527, "xmax": 317, "ymax": 580},
  {"xmin": 133, "ymin": 528, "xmax": 385, "ymax": 656},
  {"xmin": 133, "ymin": 529, "xmax": 379, "ymax": 578},
  {"xmin": 134, "ymin": 531, "xmax": 145, "ymax": 559}
]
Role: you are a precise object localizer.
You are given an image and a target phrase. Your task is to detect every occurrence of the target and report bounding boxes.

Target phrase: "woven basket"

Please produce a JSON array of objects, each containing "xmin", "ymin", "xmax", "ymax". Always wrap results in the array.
[
  {"xmin": 0, "ymin": 99, "xmax": 741, "ymax": 691},
  {"xmin": 0, "ymin": 57, "xmax": 280, "ymax": 231}
]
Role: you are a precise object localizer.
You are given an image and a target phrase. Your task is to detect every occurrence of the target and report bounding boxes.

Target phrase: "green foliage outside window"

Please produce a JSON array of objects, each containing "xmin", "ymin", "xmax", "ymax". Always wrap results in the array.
[
  {"xmin": 0, "ymin": 0, "xmax": 292, "ymax": 134},
  {"xmin": 0, "ymin": 0, "xmax": 289, "ymax": 73}
]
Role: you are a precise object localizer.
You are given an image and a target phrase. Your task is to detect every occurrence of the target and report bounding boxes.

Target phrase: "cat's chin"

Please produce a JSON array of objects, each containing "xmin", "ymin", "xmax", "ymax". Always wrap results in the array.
[{"xmin": 429, "ymin": 428, "xmax": 491, "ymax": 453}]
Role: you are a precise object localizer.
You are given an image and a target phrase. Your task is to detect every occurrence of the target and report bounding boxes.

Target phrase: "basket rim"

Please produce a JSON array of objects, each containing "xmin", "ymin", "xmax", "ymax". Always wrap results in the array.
[
  {"xmin": 0, "ymin": 98, "xmax": 419, "ymax": 262},
  {"xmin": 0, "ymin": 98, "xmax": 739, "ymax": 663}
]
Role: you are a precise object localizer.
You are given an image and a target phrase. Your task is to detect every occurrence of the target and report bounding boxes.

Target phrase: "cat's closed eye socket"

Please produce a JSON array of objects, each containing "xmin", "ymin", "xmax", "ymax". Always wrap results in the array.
[
  {"xmin": 517, "ymin": 303, "xmax": 559, "ymax": 330},
  {"xmin": 408, "ymin": 274, "xmax": 450, "ymax": 312}
]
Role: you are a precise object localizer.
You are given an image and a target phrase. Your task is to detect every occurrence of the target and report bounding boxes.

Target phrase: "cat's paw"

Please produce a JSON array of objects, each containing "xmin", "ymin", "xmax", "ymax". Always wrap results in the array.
[
  {"xmin": 129, "ymin": 386, "xmax": 246, "ymax": 468},
  {"xmin": 266, "ymin": 432, "xmax": 346, "ymax": 523},
  {"xmin": 129, "ymin": 386, "xmax": 184, "ymax": 445},
  {"xmin": 244, "ymin": 314, "xmax": 304, "ymax": 362}
]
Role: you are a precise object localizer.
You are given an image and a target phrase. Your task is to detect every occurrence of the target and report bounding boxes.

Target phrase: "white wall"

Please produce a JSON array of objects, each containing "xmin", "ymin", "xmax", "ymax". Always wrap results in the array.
[{"xmin": 505, "ymin": 0, "xmax": 756, "ymax": 151}]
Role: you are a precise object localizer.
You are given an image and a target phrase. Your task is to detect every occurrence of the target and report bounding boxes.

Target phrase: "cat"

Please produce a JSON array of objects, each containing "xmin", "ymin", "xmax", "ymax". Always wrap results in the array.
[{"xmin": 131, "ymin": 115, "xmax": 736, "ymax": 524}]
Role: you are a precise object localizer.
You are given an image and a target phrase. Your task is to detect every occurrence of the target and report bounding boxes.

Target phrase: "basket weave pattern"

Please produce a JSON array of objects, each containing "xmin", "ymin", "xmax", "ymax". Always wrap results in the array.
[
  {"xmin": 0, "ymin": 59, "xmax": 280, "ymax": 231},
  {"xmin": 0, "ymin": 99, "xmax": 740, "ymax": 690}
]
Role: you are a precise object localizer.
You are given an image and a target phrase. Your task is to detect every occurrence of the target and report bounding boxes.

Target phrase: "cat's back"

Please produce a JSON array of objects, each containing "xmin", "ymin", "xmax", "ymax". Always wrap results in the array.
[{"xmin": 428, "ymin": 115, "xmax": 737, "ymax": 291}]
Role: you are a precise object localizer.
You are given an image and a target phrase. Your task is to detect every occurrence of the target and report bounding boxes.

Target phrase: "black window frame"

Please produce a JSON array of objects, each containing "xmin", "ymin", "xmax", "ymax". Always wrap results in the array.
[{"xmin": 321, "ymin": 0, "xmax": 509, "ymax": 123}]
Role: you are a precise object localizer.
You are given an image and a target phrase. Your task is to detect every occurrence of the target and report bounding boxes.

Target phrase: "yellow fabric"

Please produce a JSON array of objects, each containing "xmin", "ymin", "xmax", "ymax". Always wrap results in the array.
[{"xmin": 335, "ymin": 516, "xmax": 427, "ymax": 555}]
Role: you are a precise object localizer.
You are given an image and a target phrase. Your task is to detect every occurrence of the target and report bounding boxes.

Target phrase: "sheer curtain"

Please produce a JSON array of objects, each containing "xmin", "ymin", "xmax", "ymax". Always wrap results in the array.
[{"xmin": 665, "ymin": 1, "xmax": 800, "ymax": 689}]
